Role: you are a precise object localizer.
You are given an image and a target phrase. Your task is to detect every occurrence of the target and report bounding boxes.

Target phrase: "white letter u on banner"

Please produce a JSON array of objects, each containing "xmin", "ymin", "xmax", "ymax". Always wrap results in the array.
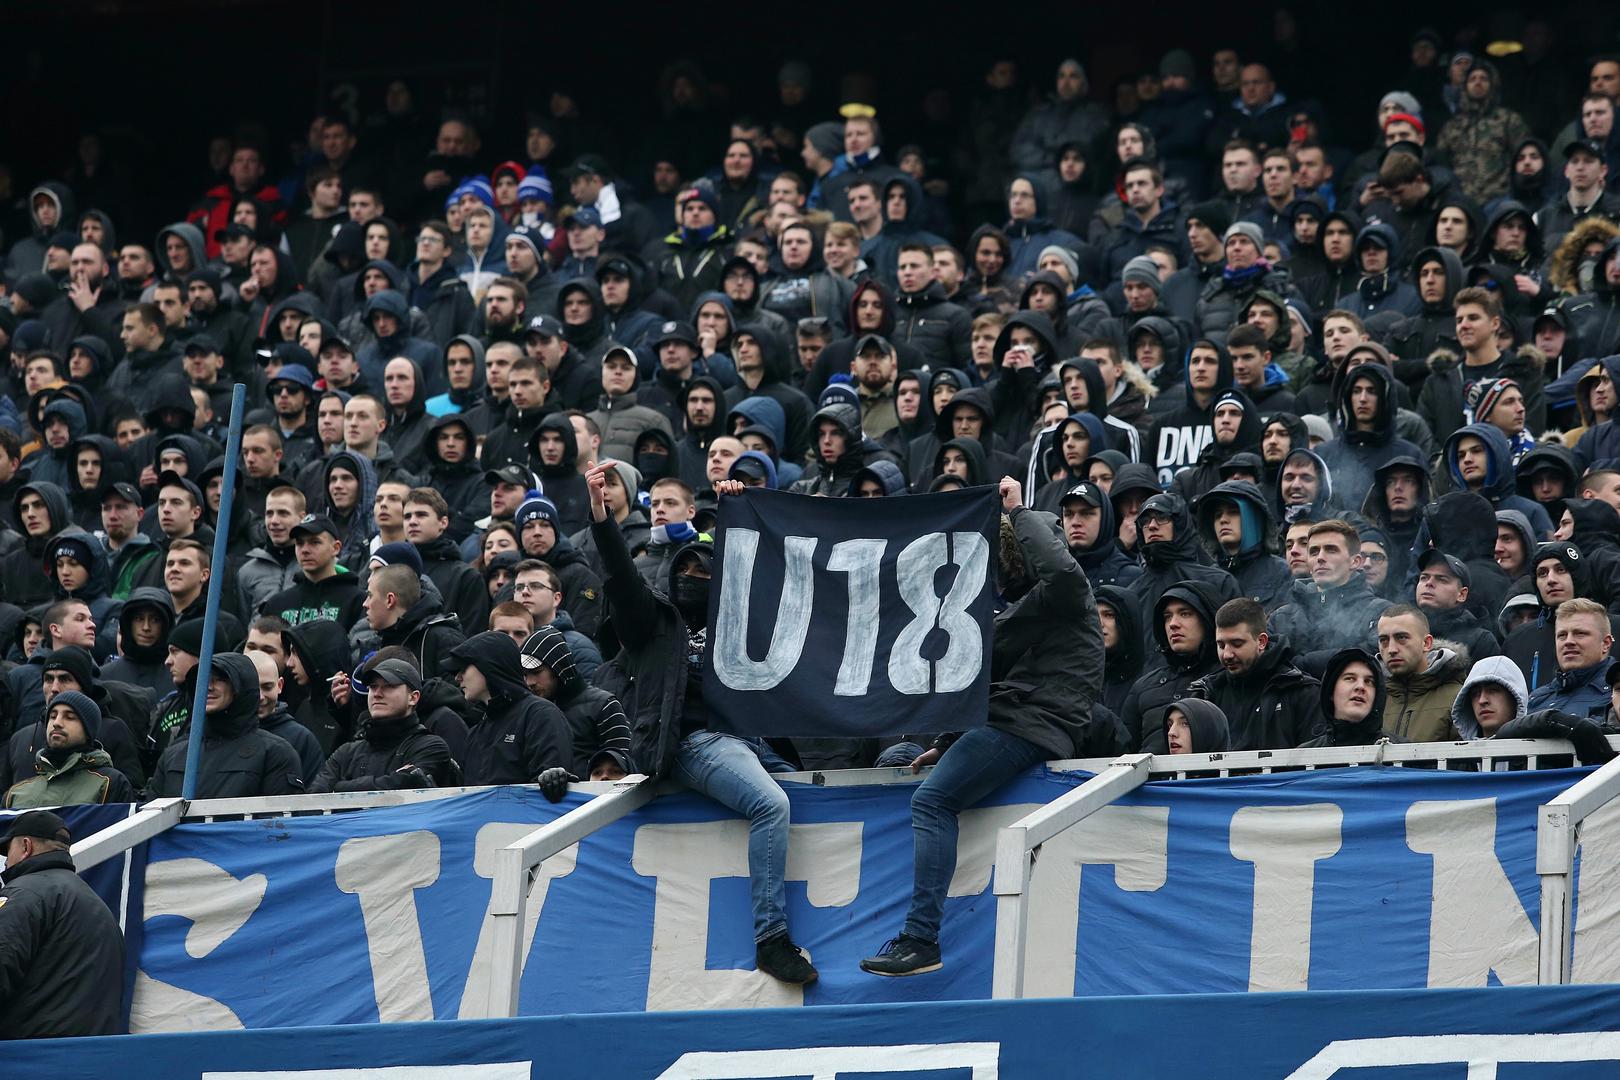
[{"xmin": 712, "ymin": 530, "xmax": 818, "ymax": 690}]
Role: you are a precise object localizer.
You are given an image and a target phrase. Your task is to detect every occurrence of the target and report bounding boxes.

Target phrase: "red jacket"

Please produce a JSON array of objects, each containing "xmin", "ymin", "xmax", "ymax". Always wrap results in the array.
[{"xmin": 187, "ymin": 183, "xmax": 286, "ymax": 259}]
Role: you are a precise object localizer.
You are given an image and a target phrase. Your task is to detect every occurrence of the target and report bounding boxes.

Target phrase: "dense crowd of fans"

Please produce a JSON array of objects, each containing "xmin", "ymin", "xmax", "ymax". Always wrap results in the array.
[{"xmin": 5, "ymin": 27, "xmax": 1620, "ymax": 996}]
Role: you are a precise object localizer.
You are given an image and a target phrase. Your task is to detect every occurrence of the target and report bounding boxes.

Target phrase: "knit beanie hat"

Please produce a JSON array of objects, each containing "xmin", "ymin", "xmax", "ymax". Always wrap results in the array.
[
  {"xmin": 1187, "ymin": 201, "xmax": 1234, "ymax": 239},
  {"xmin": 1038, "ymin": 245, "xmax": 1079, "ymax": 283},
  {"xmin": 48, "ymin": 689, "xmax": 101, "ymax": 742},
  {"xmin": 806, "ymin": 121, "xmax": 845, "ymax": 161},
  {"xmin": 515, "ymin": 495, "xmax": 560, "ymax": 532},
  {"xmin": 1224, "ymin": 222, "xmax": 1265, "ymax": 251},
  {"xmin": 1122, "ymin": 256, "xmax": 1163, "ymax": 292}
]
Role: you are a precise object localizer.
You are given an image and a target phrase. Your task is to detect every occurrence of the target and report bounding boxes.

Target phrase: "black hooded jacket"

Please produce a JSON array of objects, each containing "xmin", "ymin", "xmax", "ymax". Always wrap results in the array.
[
  {"xmin": 1191, "ymin": 637, "xmax": 1323, "ymax": 749},
  {"xmin": 425, "ymin": 414, "xmax": 486, "ymax": 539},
  {"xmin": 0, "ymin": 482, "xmax": 73, "ymax": 610},
  {"xmin": 527, "ymin": 413, "xmax": 591, "ymax": 536},
  {"xmin": 309, "ymin": 706, "xmax": 456, "ymax": 793},
  {"xmin": 450, "ymin": 631, "xmax": 572, "ymax": 784},
  {"xmin": 1095, "ymin": 585, "xmax": 1146, "ymax": 719},
  {"xmin": 144, "ymin": 652, "xmax": 304, "ymax": 798},
  {"xmin": 910, "ymin": 387, "xmax": 1020, "ymax": 490},
  {"xmin": 1170, "ymin": 388, "xmax": 1263, "ymax": 504},
  {"xmin": 1126, "ymin": 580, "xmax": 1227, "ymax": 751},
  {"xmin": 380, "ymin": 356, "xmax": 434, "ymax": 473},
  {"xmin": 1316, "ymin": 361, "xmax": 1427, "ymax": 509},
  {"xmin": 414, "ymin": 534, "xmax": 489, "ymax": 643},
  {"xmin": 721, "ymin": 322, "xmax": 814, "ymax": 462},
  {"xmin": 1299, "ymin": 648, "xmax": 1394, "ymax": 747},
  {"xmin": 1127, "ymin": 492, "xmax": 1238, "ymax": 657},
  {"xmin": 1194, "ymin": 479, "xmax": 1293, "ymax": 610}
]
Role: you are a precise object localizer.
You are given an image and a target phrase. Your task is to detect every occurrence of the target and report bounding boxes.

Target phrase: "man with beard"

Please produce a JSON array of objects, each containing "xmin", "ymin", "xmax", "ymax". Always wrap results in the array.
[
  {"xmin": 1190, "ymin": 598, "xmax": 1322, "ymax": 749},
  {"xmin": 849, "ymin": 334, "xmax": 899, "ymax": 438},
  {"xmin": 480, "ymin": 276, "xmax": 528, "ymax": 347},
  {"xmin": 2, "ymin": 692, "xmax": 134, "ymax": 807},
  {"xmin": 43, "ymin": 243, "xmax": 126, "ymax": 361}
]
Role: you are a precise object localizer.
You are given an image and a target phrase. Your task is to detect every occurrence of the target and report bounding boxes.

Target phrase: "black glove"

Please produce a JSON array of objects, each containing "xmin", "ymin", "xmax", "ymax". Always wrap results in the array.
[
  {"xmin": 394, "ymin": 764, "xmax": 432, "ymax": 789},
  {"xmin": 538, "ymin": 767, "xmax": 579, "ymax": 802},
  {"xmin": 1510, "ymin": 710, "xmax": 1618, "ymax": 766}
]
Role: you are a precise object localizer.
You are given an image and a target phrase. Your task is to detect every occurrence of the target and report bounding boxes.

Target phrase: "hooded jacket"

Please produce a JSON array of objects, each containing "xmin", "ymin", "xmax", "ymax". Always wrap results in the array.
[
  {"xmin": 721, "ymin": 322, "xmax": 814, "ymax": 462},
  {"xmin": 1390, "ymin": 246, "xmax": 1467, "ymax": 359},
  {"xmin": 1193, "ymin": 480, "xmax": 1293, "ymax": 610},
  {"xmin": 1151, "ymin": 339, "xmax": 1233, "ymax": 484},
  {"xmin": 450, "ymin": 631, "xmax": 572, "ymax": 784},
  {"xmin": 378, "ymin": 356, "xmax": 434, "ymax": 473},
  {"xmin": 1572, "ymin": 352, "xmax": 1620, "ymax": 471},
  {"xmin": 424, "ymin": 414, "xmax": 487, "ymax": 538},
  {"xmin": 1127, "ymin": 493, "xmax": 1238, "ymax": 657},
  {"xmin": 1300, "ymin": 648, "xmax": 1394, "ymax": 747},
  {"xmin": 1436, "ymin": 59, "xmax": 1532, "ymax": 202},
  {"xmin": 1170, "ymin": 387, "xmax": 1263, "ymax": 504},
  {"xmin": 1095, "ymin": 585, "xmax": 1146, "ymax": 719},
  {"xmin": 25, "ymin": 398, "xmax": 88, "ymax": 493},
  {"xmin": 726, "ymin": 396, "xmax": 804, "ymax": 488},
  {"xmin": 1274, "ymin": 447, "xmax": 1337, "ymax": 526},
  {"xmin": 1514, "ymin": 442, "xmax": 1580, "ymax": 517},
  {"xmin": 1159, "ymin": 697, "xmax": 1231, "ymax": 754},
  {"xmin": 144, "ymin": 652, "xmax": 304, "ymax": 798},
  {"xmin": 0, "ymin": 481, "xmax": 73, "ymax": 610},
  {"xmin": 1334, "ymin": 224, "xmax": 1422, "ymax": 318},
  {"xmin": 1383, "ymin": 643, "xmax": 1471, "ymax": 742},
  {"xmin": 320, "ymin": 449, "xmax": 380, "ymax": 571},
  {"xmin": 1191, "ymin": 636, "xmax": 1322, "ymax": 750},
  {"xmin": 525, "ymin": 413, "xmax": 591, "ymax": 535},
  {"xmin": 1059, "ymin": 479, "xmax": 1141, "ymax": 591},
  {"xmin": 426, "ymin": 334, "xmax": 487, "ymax": 417},
  {"xmin": 1411, "ymin": 491, "xmax": 1515, "ymax": 628},
  {"xmin": 97, "ymin": 586, "xmax": 176, "ymax": 700},
  {"xmin": 981, "ymin": 506, "xmax": 1114, "ymax": 758},
  {"xmin": 1127, "ymin": 580, "xmax": 1226, "ymax": 751},
  {"xmin": 5, "ymin": 181, "xmax": 76, "ymax": 277},
  {"xmin": 258, "ymin": 700, "xmax": 327, "ymax": 785},
  {"xmin": 1441, "ymin": 423, "xmax": 1555, "ymax": 539},
  {"xmin": 43, "ymin": 526, "xmax": 120, "ymax": 656},
  {"xmin": 414, "ymin": 533, "xmax": 490, "ymax": 644},
  {"xmin": 988, "ymin": 306, "xmax": 1063, "ymax": 438},
  {"xmin": 282, "ymin": 619, "xmax": 353, "ymax": 751},
  {"xmin": 910, "ymin": 386, "xmax": 1020, "ymax": 490},
  {"xmin": 1002, "ymin": 174, "xmax": 1087, "ymax": 280},
  {"xmin": 1317, "ymin": 360, "xmax": 1427, "ymax": 510},
  {"xmin": 1450, "ymin": 654, "xmax": 1530, "ymax": 739},
  {"xmin": 790, "ymin": 402, "xmax": 896, "ymax": 496}
]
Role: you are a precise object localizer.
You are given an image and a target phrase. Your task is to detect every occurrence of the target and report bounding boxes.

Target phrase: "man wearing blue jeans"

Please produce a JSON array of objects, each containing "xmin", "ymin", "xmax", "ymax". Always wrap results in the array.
[
  {"xmin": 586, "ymin": 462, "xmax": 816, "ymax": 985},
  {"xmin": 863, "ymin": 476, "xmax": 1110, "ymax": 976}
]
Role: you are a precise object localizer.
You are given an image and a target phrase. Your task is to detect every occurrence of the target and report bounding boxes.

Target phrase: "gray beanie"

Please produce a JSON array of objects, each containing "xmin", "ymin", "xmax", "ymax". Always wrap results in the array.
[
  {"xmin": 1160, "ymin": 49, "xmax": 1197, "ymax": 80},
  {"xmin": 1224, "ymin": 222, "xmax": 1266, "ymax": 251},
  {"xmin": 1303, "ymin": 415, "xmax": 1334, "ymax": 443},
  {"xmin": 1122, "ymin": 256, "xmax": 1162, "ymax": 292},
  {"xmin": 1379, "ymin": 91, "xmax": 1423, "ymax": 119},
  {"xmin": 1038, "ymin": 245, "xmax": 1079, "ymax": 283},
  {"xmin": 805, "ymin": 122, "xmax": 844, "ymax": 161}
]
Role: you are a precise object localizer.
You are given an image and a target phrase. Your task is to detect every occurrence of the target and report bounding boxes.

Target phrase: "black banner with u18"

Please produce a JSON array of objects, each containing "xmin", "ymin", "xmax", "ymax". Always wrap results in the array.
[{"xmin": 703, "ymin": 487, "xmax": 998, "ymax": 739}]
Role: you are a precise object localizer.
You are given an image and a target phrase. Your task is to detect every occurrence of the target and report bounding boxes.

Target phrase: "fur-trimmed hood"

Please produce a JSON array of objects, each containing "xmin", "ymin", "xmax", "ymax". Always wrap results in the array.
[
  {"xmin": 1425, "ymin": 342, "xmax": 1546, "ymax": 380},
  {"xmin": 1549, "ymin": 216, "xmax": 1620, "ymax": 296}
]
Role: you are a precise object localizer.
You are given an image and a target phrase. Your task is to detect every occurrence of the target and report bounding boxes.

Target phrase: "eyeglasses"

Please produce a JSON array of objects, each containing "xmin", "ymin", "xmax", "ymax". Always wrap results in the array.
[{"xmin": 513, "ymin": 581, "xmax": 544, "ymax": 593}]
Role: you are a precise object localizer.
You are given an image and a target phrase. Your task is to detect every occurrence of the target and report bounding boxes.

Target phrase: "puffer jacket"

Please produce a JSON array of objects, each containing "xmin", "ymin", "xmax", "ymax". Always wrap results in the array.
[{"xmin": 143, "ymin": 653, "xmax": 304, "ymax": 798}]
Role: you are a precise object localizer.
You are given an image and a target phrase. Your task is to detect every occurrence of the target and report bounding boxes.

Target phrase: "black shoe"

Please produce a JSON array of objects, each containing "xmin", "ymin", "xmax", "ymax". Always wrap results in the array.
[
  {"xmin": 756, "ymin": 933, "xmax": 819, "ymax": 985},
  {"xmin": 860, "ymin": 934, "xmax": 942, "ymax": 976}
]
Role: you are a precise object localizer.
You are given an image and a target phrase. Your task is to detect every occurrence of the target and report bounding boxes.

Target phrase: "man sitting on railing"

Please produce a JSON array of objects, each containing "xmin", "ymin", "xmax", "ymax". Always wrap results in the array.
[
  {"xmin": 144, "ymin": 652, "xmax": 304, "ymax": 798},
  {"xmin": 584, "ymin": 460, "xmax": 819, "ymax": 988},
  {"xmin": 862, "ymin": 476, "xmax": 1111, "ymax": 978}
]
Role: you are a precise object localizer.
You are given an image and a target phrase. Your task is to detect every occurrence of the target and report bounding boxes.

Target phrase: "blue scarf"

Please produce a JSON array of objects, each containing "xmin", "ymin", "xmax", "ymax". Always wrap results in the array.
[
  {"xmin": 680, "ymin": 223, "xmax": 718, "ymax": 245},
  {"xmin": 1222, "ymin": 260, "xmax": 1271, "ymax": 288}
]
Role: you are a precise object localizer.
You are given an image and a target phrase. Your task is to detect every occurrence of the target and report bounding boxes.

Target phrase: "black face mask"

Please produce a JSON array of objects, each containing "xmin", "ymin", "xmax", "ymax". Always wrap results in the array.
[
  {"xmin": 672, "ymin": 575, "xmax": 711, "ymax": 627},
  {"xmin": 636, "ymin": 451, "xmax": 670, "ymax": 481}
]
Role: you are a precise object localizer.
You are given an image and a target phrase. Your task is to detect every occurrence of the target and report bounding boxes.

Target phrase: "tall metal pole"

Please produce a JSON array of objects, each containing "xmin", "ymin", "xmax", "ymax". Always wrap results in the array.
[{"xmin": 180, "ymin": 383, "xmax": 247, "ymax": 801}]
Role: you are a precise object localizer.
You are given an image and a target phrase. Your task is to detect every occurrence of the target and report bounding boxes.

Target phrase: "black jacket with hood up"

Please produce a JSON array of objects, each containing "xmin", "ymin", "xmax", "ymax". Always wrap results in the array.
[
  {"xmin": 1191, "ymin": 636, "xmax": 1323, "ymax": 749},
  {"xmin": 450, "ymin": 631, "xmax": 572, "ymax": 785},
  {"xmin": 144, "ymin": 652, "xmax": 304, "ymax": 798},
  {"xmin": 1127, "ymin": 580, "xmax": 1226, "ymax": 751}
]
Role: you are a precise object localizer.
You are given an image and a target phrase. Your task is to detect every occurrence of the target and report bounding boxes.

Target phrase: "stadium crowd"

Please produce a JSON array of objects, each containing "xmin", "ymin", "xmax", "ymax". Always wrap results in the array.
[{"xmin": 6, "ymin": 27, "xmax": 1620, "ymax": 994}]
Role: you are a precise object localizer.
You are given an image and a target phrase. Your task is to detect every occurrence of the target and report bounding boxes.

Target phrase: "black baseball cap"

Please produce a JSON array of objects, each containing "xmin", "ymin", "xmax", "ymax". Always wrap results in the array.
[
  {"xmin": 1060, "ymin": 482, "xmax": 1104, "ymax": 508},
  {"xmin": 1564, "ymin": 137, "xmax": 1605, "ymax": 161},
  {"xmin": 290, "ymin": 514, "xmax": 340, "ymax": 540},
  {"xmin": 184, "ymin": 333, "xmax": 223, "ymax": 356},
  {"xmin": 524, "ymin": 315, "xmax": 564, "ymax": 340},
  {"xmin": 215, "ymin": 222, "xmax": 255, "ymax": 244},
  {"xmin": 1416, "ymin": 548, "xmax": 1471, "ymax": 588},
  {"xmin": 364, "ymin": 657, "xmax": 423, "ymax": 691},
  {"xmin": 655, "ymin": 320, "xmax": 697, "ymax": 348},
  {"xmin": 2, "ymin": 809, "xmax": 71, "ymax": 846},
  {"xmin": 484, "ymin": 464, "xmax": 537, "ymax": 489},
  {"xmin": 102, "ymin": 481, "xmax": 142, "ymax": 506}
]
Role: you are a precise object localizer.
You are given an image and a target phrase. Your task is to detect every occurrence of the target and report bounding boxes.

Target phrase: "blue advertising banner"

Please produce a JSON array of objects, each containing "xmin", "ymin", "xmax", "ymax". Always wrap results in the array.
[
  {"xmin": 23, "ymin": 985, "xmax": 1620, "ymax": 1078},
  {"xmin": 127, "ymin": 766, "xmax": 1620, "ymax": 1032},
  {"xmin": 705, "ymin": 487, "xmax": 998, "ymax": 738}
]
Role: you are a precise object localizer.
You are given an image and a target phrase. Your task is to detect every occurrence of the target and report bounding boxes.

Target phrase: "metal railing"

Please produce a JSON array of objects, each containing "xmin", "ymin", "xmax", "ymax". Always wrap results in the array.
[
  {"xmin": 1538, "ymin": 751, "xmax": 1620, "ymax": 983},
  {"xmin": 64, "ymin": 736, "xmax": 1619, "ymax": 1016}
]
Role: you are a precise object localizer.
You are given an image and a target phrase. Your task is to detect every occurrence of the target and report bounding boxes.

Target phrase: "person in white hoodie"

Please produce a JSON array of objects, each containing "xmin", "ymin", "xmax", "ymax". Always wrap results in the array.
[{"xmin": 1453, "ymin": 654, "xmax": 1617, "ymax": 765}]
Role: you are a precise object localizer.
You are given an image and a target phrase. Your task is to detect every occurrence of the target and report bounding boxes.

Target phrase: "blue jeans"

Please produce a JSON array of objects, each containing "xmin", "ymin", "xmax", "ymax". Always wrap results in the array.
[
  {"xmin": 903, "ymin": 726, "xmax": 1047, "ymax": 944},
  {"xmin": 673, "ymin": 731, "xmax": 791, "ymax": 943}
]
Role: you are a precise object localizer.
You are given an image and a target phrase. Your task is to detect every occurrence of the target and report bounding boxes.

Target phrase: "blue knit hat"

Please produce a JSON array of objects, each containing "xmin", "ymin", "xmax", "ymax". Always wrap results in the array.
[
  {"xmin": 48, "ymin": 689, "xmax": 101, "ymax": 741},
  {"xmin": 518, "ymin": 173, "xmax": 554, "ymax": 203},
  {"xmin": 515, "ymin": 494, "xmax": 559, "ymax": 532}
]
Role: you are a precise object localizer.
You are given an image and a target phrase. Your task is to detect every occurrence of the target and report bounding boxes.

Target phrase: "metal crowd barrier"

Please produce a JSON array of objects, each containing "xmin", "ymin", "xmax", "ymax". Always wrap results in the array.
[{"xmin": 65, "ymin": 737, "xmax": 1617, "ymax": 1016}]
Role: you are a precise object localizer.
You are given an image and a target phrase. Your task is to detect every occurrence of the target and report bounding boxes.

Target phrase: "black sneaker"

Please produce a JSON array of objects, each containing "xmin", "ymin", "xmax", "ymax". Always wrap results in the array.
[
  {"xmin": 860, "ymin": 935, "xmax": 942, "ymax": 976},
  {"xmin": 756, "ymin": 933, "xmax": 819, "ymax": 985}
]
